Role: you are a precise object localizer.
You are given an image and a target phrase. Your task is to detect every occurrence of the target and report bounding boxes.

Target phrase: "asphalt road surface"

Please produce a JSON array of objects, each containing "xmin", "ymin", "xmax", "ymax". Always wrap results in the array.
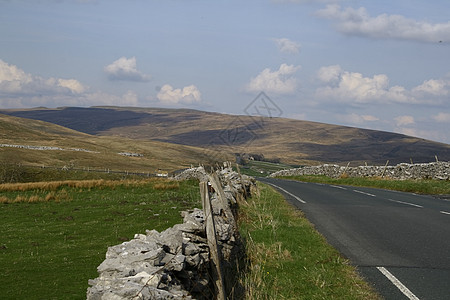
[{"xmin": 258, "ymin": 177, "xmax": 450, "ymax": 300}]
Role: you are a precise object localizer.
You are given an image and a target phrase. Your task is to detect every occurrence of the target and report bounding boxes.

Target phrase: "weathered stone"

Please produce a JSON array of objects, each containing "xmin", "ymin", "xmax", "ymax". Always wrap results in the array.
[
  {"xmin": 88, "ymin": 166, "xmax": 253, "ymax": 300},
  {"xmin": 270, "ymin": 161, "xmax": 450, "ymax": 181}
]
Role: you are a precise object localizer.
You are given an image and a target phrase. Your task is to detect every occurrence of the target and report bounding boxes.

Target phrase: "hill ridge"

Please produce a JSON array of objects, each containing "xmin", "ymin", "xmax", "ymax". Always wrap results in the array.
[
  {"xmin": 0, "ymin": 112, "xmax": 217, "ymax": 172},
  {"xmin": 1, "ymin": 107, "xmax": 449, "ymax": 165}
]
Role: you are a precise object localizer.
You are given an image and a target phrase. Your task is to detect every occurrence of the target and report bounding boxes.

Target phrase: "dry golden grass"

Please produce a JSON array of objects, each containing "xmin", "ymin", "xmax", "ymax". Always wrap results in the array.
[
  {"xmin": 340, "ymin": 172, "xmax": 349, "ymax": 179},
  {"xmin": 1, "ymin": 189, "xmax": 74, "ymax": 204},
  {"xmin": 152, "ymin": 181, "xmax": 180, "ymax": 190},
  {"xmin": 0, "ymin": 178, "xmax": 183, "ymax": 203},
  {"xmin": 0, "ymin": 179, "xmax": 159, "ymax": 192}
]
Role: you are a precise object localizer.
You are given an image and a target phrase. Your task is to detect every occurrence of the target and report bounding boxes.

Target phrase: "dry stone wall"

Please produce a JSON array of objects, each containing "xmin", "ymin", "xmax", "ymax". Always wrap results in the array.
[
  {"xmin": 87, "ymin": 165, "xmax": 255, "ymax": 300},
  {"xmin": 270, "ymin": 161, "xmax": 450, "ymax": 180}
]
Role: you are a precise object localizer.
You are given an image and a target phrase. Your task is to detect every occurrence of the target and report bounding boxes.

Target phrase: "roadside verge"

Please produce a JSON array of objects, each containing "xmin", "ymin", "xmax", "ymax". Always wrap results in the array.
[{"xmin": 238, "ymin": 182, "xmax": 381, "ymax": 299}]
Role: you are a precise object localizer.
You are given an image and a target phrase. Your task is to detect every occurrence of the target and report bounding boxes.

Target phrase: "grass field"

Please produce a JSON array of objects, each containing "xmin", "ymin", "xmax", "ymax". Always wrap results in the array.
[
  {"xmin": 239, "ymin": 183, "xmax": 380, "ymax": 299},
  {"xmin": 0, "ymin": 178, "xmax": 200, "ymax": 299},
  {"xmin": 237, "ymin": 160, "xmax": 299, "ymax": 177}
]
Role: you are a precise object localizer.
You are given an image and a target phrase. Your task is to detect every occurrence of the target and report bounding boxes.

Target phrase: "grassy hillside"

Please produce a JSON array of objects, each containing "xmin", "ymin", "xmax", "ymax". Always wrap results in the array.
[
  {"xmin": 2, "ymin": 106, "xmax": 450, "ymax": 165},
  {"xmin": 0, "ymin": 113, "xmax": 227, "ymax": 173}
]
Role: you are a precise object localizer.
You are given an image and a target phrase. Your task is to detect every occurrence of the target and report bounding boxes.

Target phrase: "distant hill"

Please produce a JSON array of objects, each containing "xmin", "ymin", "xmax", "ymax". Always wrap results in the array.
[
  {"xmin": 2, "ymin": 106, "xmax": 450, "ymax": 165},
  {"xmin": 0, "ymin": 113, "xmax": 218, "ymax": 172}
]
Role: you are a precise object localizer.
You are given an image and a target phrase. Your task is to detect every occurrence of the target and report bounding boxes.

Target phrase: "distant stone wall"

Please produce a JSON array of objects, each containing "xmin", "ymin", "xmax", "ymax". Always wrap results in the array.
[
  {"xmin": 0, "ymin": 143, "xmax": 99, "ymax": 153},
  {"xmin": 270, "ymin": 161, "xmax": 450, "ymax": 180},
  {"xmin": 87, "ymin": 165, "xmax": 255, "ymax": 300}
]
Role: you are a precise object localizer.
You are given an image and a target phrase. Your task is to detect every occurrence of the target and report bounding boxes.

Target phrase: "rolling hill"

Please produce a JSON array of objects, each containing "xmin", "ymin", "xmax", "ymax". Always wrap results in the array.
[
  {"xmin": 0, "ymin": 113, "xmax": 221, "ymax": 173},
  {"xmin": 2, "ymin": 106, "xmax": 450, "ymax": 166}
]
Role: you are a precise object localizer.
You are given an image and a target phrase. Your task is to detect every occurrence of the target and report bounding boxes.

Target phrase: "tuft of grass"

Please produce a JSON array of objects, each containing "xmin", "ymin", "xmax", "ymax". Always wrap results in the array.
[
  {"xmin": 0, "ymin": 178, "xmax": 167, "ymax": 193},
  {"xmin": 152, "ymin": 181, "xmax": 180, "ymax": 190},
  {"xmin": 239, "ymin": 183, "xmax": 380, "ymax": 299},
  {"xmin": 279, "ymin": 175, "xmax": 450, "ymax": 195}
]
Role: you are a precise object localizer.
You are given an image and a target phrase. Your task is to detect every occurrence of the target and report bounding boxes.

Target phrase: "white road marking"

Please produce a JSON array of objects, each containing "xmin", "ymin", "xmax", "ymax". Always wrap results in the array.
[
  {"xmin": 386, "ymin": 198, "xmax": 423, "ymax": 208},
  {"xmin": 353, "ymin": 189, "xmax": 376, "ymax": 197},
  {"xmin": 377, "ymin": 267, "xmax": 420, "ymax": 300},
  {"xmin": 440, "ymin": 211, "xmax": 450, "ymax": 215},
  {"xmin": 330, "ymin": 185, "xmax": 347, "ymax": 190},
  {"xmin": 266, "ymin": 183, "xmax": 306, "ymax": 204}
]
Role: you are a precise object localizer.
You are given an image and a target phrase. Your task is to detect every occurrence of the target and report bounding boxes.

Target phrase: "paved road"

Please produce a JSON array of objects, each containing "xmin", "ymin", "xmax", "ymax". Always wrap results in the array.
[{"xmin": 258, "ymin": 177, "xmax": 450, "ymax": 300}]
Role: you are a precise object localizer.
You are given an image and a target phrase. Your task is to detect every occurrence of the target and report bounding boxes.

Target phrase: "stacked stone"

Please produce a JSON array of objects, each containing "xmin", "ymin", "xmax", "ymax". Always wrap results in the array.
[
  {"xmin": 87, "ymin": 208, "xmax": 213, "ymax": 300},
  {"xmin": 270, "ymin": 164, "xmax": 343, "ymax": 178},
  {"xmin": 87, "ymin": 165, "xmax": 255, "ymax": 300},
  {"xmin": 270, "ymin": 162, "xmax": 450, "ymax": 180},
  {"xmin": 173, "ymin": 166, "xmax": 209, "ymax": 182}
]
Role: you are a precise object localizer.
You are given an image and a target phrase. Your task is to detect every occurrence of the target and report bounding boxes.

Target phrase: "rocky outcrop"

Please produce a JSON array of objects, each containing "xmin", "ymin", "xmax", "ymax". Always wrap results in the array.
[
  {"xmin": 270, "ymin": 161, "xmax": 450, "ymax": 180},
  {"xmin": 87, "ymin": 165, "xmax": 255, "ymax": 300}
]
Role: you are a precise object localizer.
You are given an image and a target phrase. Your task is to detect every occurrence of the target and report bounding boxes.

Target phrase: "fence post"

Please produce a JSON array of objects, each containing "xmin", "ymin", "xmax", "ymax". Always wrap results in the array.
[
  {"xmin": 200, "ymin": 181, "xmax": 226, "ymax": 300},
  {"xmin": 381, "ymin": 160, "xmax": 389, "ymax": 178},
  {"xmin": 208, "ymin": 173, "xmax": 236, "ymax": 218}
]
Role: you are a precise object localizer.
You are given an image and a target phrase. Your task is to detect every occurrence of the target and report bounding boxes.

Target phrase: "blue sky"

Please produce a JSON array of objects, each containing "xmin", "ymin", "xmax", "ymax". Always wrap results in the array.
[{"xmin": 1, "ymin": 0, "xmax": 449, "ymax": 144}]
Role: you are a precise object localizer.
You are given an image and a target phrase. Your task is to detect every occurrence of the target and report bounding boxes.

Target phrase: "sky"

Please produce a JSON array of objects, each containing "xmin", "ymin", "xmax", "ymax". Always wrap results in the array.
[{"xmin": 1, "ymin": 0, "xmax": 450, "ymax": 144}]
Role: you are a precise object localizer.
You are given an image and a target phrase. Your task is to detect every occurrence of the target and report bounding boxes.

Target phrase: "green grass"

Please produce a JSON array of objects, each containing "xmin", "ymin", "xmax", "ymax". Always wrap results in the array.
[
  {"xmin": 239, "ymin": 183, "xmax": 380, "ymax": 299},
  {"xmin": 237, "ymin": 161, "xmax": 298, "ymax": 177},
  {"xmin": 0, "ymin": 179, "xmax": 200, "ymax": 300},
  {"xmin": 279, "ymin": 175, "xmax": 450, "ymax": 195},
  {"xmin": 0, "ymin": 164, "xmax": 149, "ymax": 184}
]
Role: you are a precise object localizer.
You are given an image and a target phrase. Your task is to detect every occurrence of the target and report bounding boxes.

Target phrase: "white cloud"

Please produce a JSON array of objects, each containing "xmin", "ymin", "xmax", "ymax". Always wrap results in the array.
[
  {"xmin": 0, "ymin": 59, "xmax": 143, "ymax": 108},
  {"xmin": 395, "ymin": 115, "xmax": 415, "ymax": 126},
  {"xmin": 316, "ymin": 65, "xmax": 450, "ymax": 105},
  {"xmin": 317, "ymin": 64, "xmax": 342, "ymax": 83},
  {"xmin": 273, "ymin": 38, "xmax": 301, "ymax": 54},
  {"xmin": 412, "ymin": 79, "xmax": 450, "ymax": 96},
  {"xmin": 316, "ymin": 4, "xmax": 450, "ymax": 43},
  {"xmin": 0, "ymin": 59, "xmax": 86, "ymax": 97},
  {"xmin": 337, "ymin": 113, "xmax": 379, "ymax": 124},
  {"xmin": 316, "ymin": 65, "xmax": 407, "ymax": 103},
  {"xmin": 433, "ymin": 112, "xmax": 450, "ymax": 123},
  {"xmin": 246, "ymin": 64, "xmax": 301, "ymax": 94},
  {"xmin": 104, "ymin": 57, "xmax": 151, "ymax": 82},
  {"xmin": 156, "ymin": 84, "xmax": 201, "ymax": 105},
  {"xmin": 56, "ymin": 79, "xmax": 85, "ymax": 94}
]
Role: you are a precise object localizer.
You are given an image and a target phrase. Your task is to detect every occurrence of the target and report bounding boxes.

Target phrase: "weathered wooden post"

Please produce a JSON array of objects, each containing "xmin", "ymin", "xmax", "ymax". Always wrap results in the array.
[
  {"xmin": 381, "ymin": 160, "xmax": 389, "ymax": 178},
  {"xmin": 209, "ymin": 173, "xmax": 236, "ymax": 223},
  {"xmin": 200, "ymin": 181, "xmax": 226, "ymax": 300}
]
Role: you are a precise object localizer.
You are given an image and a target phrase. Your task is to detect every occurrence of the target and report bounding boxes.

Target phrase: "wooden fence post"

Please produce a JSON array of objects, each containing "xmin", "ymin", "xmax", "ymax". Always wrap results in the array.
[
  {"xmin": 200, "ymin": 182, "xmax": 226, "ymax": 300},
  {"xmin": 209, "ymin": 173, "xmax": 236, "ymax": 223},
  {"xmin": 381, "ymin": 160, "xmax": 389, "ymax": 178},
  {"xmin": 342, "ymin": 162, "xmax": 350, "ymax": 177}
]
